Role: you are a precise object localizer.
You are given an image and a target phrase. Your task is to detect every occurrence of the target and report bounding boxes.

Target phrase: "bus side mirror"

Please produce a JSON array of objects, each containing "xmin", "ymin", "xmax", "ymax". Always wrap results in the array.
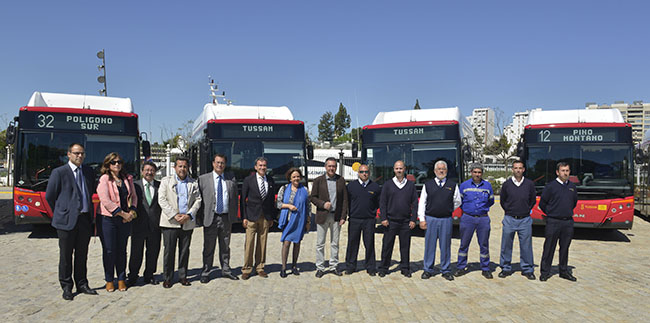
[
  {"xmin": 307, "ymin": 144, "xmax": 314, "ymax": 160},
  {"xmin": 635, "ymin": 149, "xmax": 646, "ymax": 164},
  {"xmin": 516, "ymin": 141, "xmax": 525, "ymax": 159},
  {"xmin": 352, "ymin": 142, "xmax": 358, "ymax": 158},
  {"xmin": 6, "ymin": 123, "xmax": 16, "ymax": 144},
  {"xmin": 462, "ymin": 145, "xmax": 472, "ymax": 162},
  {"xmin": 141, "ymin": 140, "xmax": 151, "ymax": 159}
]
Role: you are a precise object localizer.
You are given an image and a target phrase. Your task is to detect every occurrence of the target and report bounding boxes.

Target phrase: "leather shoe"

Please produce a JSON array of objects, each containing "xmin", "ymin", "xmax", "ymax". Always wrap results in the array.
[
  {"xmin": 125, "ymin": 277, "xmax": 137, "ymax": 287},
  {"xmin": 345, "ymin": 269, "xmax": 354, "ymax": 275},
  {"xmin": 315, "ymin": 270, "xmax": 325, "ymax": 278},
  {"xmin": 105, "ymin": 282, "xmax": 115, "ymax": 292},
  {"xmin": 291, "ymin": 267, "xmax": 300, "ymax": 276},
  {"xmin": 78, "ymin": 284, "xmax": 98, "ymax": 295},
  {"xmin": 333, "ymin": 269, "xmax": 343, "ymax": 276},
  {"xmin": 368, "ymin": 271, "xmax": 377, "ymax": 277},
  {"xmin": 378, "ymin": 271, "xmax": 386, "ymax": 277},
  {"xmin": 200, "ymin": 276, "xmax": 210, "ymax": 284},
  {"xmin": 241, "ymin": 273, "xmax": 250, "ymax": 280},
  {"xmin": 280, "ymin": 269, "xmax": 288, "ymax": 278},
  {"xmin": 421, "ymin": 271, "xmax": 432, "ymax": 279},
  {"xmin": 559, "ymin": 272, "xmax": 577, "ymax": 282},
  {"xmin": 162, "ymin": 280, "xmax": 173, "ymax": 288},
  {"xmin": 223, "ymin": 273, "xmax": 239, "ymax": 280},
  {"xmin": 482, "ymin": 271, "xmax": 493, "ymax": 279},
  {"xmin": 258, "ymin": 270, "xmax": 269, "ymax": 278},
  {"xmin": 401, "ymin": 270, "xmax": 411, "ymax": 278},
  {"xmin": 62, "ymin": 288, "xmax": 73, "ymax": 301},
  {"xmin": 454, "ymin": 267, "xmax": 469, "ymax": 277},
  {"xmin": 180, "ymin": 278, "xmax": 191, "ymax": 286},
  {"xmin": 539, "ymin": 274, "xmax": 551, "ymax": 282},
  {"xmin": 498, "ymin": 270, "xmax": 512, "ymax": 278},
  {"xmin": 145, "ymin": 277, "xmax": 159, "ymax": 285},
  {"xmin": 118, "ymin": 280, "xmax": 127, "ymax": 291},
  {"xmin": 442, "ymin": 273, "xmax": 454, "ymax": 281},
  {"xmin": 522, "ymin": 272, "xmax": 536, "ymax": 280}
]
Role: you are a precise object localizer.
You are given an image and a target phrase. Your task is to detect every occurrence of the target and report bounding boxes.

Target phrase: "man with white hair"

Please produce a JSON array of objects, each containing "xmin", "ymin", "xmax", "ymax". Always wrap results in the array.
[{"xmin": 418, "ymin": 160, "xmax": 461, "ymax": 281}]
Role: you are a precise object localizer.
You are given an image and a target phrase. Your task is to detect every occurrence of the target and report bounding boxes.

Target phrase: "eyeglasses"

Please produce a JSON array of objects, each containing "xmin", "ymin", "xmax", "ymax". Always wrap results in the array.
[
  {"xmin": 109, "ymin": 160, "xmax": 124, "ymax": 165},
  {"xmin": 70, "ymin": 152, "xmax": 85, "ymax": 156},
  {"xmin": 358, "ymin": 171, "xmax": 369, "ymax": 174}
]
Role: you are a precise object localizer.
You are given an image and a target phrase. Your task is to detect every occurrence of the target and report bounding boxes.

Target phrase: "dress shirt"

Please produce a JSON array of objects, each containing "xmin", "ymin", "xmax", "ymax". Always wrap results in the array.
[
  {"xmin": 358, "ymin": 179, "xmax": 369, "ymax": 187},
  {"xmin": 556, "ymin": 177, "xmax": 568, "ymax": 185},
  {"xmin": 213, "ymin": 171, "xmax": 229, "ymax": 213},
  {"xmin": 392, "ymin": 176, "xmax": 407, "ymax": 189},
  {"xmin": 175, "ymin": 175, "xmax": 192, "ymax": 219},
  {"xmin": 68, "ymin": 161, "xmax": 89, "ymax": 213},
  {"xmin": 256, "ymin": 173, "xmax": 268, "ymax": 197},
  {"xmin": 326, "ymin": 175, "xmax": 337, "ymax": 212},
  {"xmin": 512, "ymin": 176, "xmax": 524, "ymax": 187},
  {"xmin": 417, "ymin": 178, "xmax": 462, "ymax": 222}
]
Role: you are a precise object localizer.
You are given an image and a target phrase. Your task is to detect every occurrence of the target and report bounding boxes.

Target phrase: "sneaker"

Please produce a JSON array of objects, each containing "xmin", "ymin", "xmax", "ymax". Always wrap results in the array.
[{"xmin": 454, "ymin": 267, "xmax": 469, "ymax": 277}]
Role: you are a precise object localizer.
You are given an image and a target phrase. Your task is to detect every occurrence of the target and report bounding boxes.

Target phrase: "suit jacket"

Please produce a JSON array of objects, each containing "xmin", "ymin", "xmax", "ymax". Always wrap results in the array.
[
  {"xmin": 45, "ymin": 163, "xmax": 96, "ymax": 231},
  {"xmin": 240, "ymin": 173, "xmax": 277, "ymax": 222},
  {"xmin": 309, "ymin": 174, "xmax": 348, "ymax": 224},
  {"xmin": 197, "ymin": 171, "xmax": 238, "ymax": 227},
  {"xmin": 96, "ymin": 173, "xmax": 137, "ymax": 217},
  {"xmin": 132, "ymin": 179, "xmax": 162, "ymax": 235},
  {"xmin": 158, "ymin": 174, "xmax": 201, "ymax": 230}
]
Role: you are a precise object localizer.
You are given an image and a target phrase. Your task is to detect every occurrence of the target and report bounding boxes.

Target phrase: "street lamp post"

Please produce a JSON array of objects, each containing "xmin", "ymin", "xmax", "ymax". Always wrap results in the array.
[{"xmin": 97, "ymin": 49, "xmax": 107, "ymax": 96}]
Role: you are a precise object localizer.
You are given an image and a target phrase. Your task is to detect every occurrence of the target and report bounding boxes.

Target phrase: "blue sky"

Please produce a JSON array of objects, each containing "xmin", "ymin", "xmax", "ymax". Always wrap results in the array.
[{"xmin": 1, "ymin": 0, "xmax": 649, "ymax": 142}]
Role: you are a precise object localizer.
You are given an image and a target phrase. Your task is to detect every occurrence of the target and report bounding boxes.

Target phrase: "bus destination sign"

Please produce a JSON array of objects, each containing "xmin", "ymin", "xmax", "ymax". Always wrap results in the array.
[
  {"xmin": 21, "ymin": 111, "xmax": 126, "ymax": 132},
  {"xmin": 365, "ymin": 125, "xmax": 457, "ymax": 143},
  {"xmin": 527, "ymin": 128, "xmax": 619, "ymax": 143},
  {"xmin": 210, "ymin": 123, "xmax": 304, "ymax": 139}
]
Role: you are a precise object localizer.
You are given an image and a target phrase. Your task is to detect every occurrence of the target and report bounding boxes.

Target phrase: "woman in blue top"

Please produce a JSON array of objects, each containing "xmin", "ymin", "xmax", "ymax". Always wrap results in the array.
[{"xmin": 277, "ymin": 167, "xmax": 310, "ymax": 278}]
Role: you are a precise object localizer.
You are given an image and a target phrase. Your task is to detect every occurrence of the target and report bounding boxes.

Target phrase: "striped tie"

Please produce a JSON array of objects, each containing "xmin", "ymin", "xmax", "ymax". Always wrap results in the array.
[{"xmin": 260, "ymin": 177, "xmax": 267, "ymax": 200}]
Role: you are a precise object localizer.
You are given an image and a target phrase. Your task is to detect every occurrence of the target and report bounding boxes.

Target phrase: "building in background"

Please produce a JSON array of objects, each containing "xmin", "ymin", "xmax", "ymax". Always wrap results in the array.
[
  {"xmin": 586, "ymin": 100, "xmax": 650, "ymax": 144},
  {"xmin": 504, "ymin": 108, "xmax": 542, "ymax": 153},
  {"xmin": 467, "ymin": 107, "xmax": 495, "ymax": 146}
]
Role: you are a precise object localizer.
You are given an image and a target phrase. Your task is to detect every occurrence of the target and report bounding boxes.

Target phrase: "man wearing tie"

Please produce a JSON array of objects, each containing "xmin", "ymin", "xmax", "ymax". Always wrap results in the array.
[
  {"xmin": 240, "ymin": 157, "xmax": 277, "ymax": 280},
  {"xmin": 127, "ymin": 161, "xmax": 162, "ymax": 286},
  {"xmin": 45, "ymin": 143, "xmax": 98, "ymax": 300},
  {"xmin": 197, "ymin": 153, "xmax": 239, "ymax": 282}
]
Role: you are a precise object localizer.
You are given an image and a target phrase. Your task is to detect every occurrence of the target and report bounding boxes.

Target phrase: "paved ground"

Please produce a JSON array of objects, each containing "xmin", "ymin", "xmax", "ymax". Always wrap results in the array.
[{"xmin": 1, "ymin": 194, "xmax": 649, "ymax": 322}]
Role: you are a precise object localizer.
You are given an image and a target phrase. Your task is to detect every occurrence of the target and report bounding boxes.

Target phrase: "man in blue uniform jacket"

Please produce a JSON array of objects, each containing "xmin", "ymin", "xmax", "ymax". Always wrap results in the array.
[{"xmin": 455, "ymin": 163, "xmax": 494, "ymax": 279}]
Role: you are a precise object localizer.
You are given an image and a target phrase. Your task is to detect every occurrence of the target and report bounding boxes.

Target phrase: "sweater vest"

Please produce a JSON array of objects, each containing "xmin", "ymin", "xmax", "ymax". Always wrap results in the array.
[{"xmin": 425, "ymin": 179, "xmax": 456, "ymax": 218}]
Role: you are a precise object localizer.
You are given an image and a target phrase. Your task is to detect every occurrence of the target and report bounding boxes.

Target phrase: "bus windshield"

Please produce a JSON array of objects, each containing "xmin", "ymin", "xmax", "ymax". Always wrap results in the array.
[
  {"xmin": 364, "ymin": 142, "xmax": 459, "ymax": 187},
  {"xmin": 526, "ymin": 143, "xmax": 633, "ymax": 199},
  {"xmin": 211, "ymin": 141, "xmax": 305, "ymax": 185},
  {"xmin": 16, "ymin": 132, "xmax": 138, "ymax": 189}
]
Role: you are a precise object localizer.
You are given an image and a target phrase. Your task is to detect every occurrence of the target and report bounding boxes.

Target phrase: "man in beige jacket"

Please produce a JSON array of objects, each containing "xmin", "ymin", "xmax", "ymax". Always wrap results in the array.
[{"xmin": 158, "ymin": 157, "xmax": 201, "ymax": 288}]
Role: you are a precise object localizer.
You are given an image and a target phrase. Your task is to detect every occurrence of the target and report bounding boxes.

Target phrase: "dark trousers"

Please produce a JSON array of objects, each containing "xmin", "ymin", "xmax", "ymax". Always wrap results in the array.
[
  {"xmin": 128, "ymin": 228, "xmax": 162, "ymax": 281},
  {"xmin": 161, "ymin": 228, "xmax": 193, "ymax": 282},
  {"xmin": 100, "ymin": 215, "xmax": 131, "ymax": 282},
  {"xmin": 540, "ymin": 217, "xmax": 574, "ymax": 276},
  {"xmin": 57, "ymin": 212, "xmax": 92, "ymax": 290},
  {"xmin": 457, "ymin": 215, "xmax": 491, "ymax": 271},
  {"xmin": 202, "ymin": 214, "xmax": 232, "ymax": 277},
  {"xmin": 345, "ymin": 217, "xmax": 376, "ymax": 273},
  {"xmin": 379, "ymin": 219, "xmax": 411, "ymax": 272}
]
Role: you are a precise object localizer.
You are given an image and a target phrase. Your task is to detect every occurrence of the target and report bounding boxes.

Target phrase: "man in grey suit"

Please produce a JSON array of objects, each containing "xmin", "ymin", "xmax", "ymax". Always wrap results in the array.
[
  {"xmin": 158, "ymin": 157, "xmax": 202, "ymax": 288},
  {"xmin": 197, "ymin": 153, "xmax": 239, "ymax": 282},
  {"xmin": 127, "ymin": 161, "xmax": 162, "ymax": 286}
]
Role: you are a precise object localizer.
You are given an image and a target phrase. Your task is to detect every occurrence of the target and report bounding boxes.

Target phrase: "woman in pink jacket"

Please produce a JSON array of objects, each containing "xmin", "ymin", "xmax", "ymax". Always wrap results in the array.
[{"xmin": 97, "ymin": 152, "xmax": 137, "ymax": 292}]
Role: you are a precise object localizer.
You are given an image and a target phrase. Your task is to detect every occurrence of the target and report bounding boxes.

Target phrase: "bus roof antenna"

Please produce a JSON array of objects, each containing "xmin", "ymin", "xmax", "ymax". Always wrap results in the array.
[{"xmin": 208, "ymin": 76, "xmax": 226, "ymax": 105}]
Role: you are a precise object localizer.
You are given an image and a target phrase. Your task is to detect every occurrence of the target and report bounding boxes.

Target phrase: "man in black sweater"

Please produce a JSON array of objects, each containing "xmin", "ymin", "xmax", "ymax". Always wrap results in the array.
[
  {"xmin": 345, "ymin": 164, "xmax": 381, "ymax": 276},
  {"xmin": 498, "ymin": 160, "xmax": 537, "ymax": 280},
  {"xmin": 539, "ymin": 161, "xmax": 578, "ymax": 282},
  {"xmin": 378, "ymin": 160, "xmax": 418, "ymax": 278}
]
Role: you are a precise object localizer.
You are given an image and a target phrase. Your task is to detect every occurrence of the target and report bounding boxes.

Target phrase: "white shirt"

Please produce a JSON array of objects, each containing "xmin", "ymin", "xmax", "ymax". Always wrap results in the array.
[
  {"xmin": 256, "ymin": 173, "xmax": 268, "ymax": 196},
  {"xmin": 392, "ymin": 176, "xmax": 407, "ymax": 189},
  {"xmin": 358, "ymin": 179, "xmax": 369, "ymax": 187},
  {"xmin": 213, "ymin": 171, "xmax": 229, "ymax": 213},
  {"xmin": 556, "ymin": 177, "xmax": 568, "ymax": 185},
  {"xmin": 68, "ymin": 161, "xmax": 80, "ymax": 179},
  {"xmin": 417, "ymin": 178, "xmax": 462, "ymax": 222},
  {"xmin": 511, "ymin": 176, "xmax": 524, "ymax": 187}
]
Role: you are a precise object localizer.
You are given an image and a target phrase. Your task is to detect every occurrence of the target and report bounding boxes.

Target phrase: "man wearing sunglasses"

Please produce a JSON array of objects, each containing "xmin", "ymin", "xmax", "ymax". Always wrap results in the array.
[{"xmin": 344, "ymin": 164, "xmax": 380, "ymax": 276}]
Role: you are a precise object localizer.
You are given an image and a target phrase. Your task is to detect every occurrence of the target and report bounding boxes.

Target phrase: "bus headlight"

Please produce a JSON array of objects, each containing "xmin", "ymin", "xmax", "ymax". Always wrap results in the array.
[
  {"xmin": 619, "ymin": 205, "xmax": 623, "ymax": 210},
  {"xmin": 627, "ymin": 203, "xmax": 631, "ymax": 208},
  {"xmin": 27, "ymin": 198, "xmax": 33, "ymax": 203},
  {"xmin": 18, "ymin": 195, "xmax": 24, "ymax": 201},
  {"xmin": 35, "ymin": 201, "xmax": 41, "ymax": 207},
  {"xmin": 611, "ymin": 208, "xmax": 617, "ymax": 213}
]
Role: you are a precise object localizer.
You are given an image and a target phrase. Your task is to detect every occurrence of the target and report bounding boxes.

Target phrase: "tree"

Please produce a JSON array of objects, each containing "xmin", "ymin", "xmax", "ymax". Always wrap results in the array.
[
  {"xmin": 318, "ymin": 111, "xmax": 334, "ymax": 142},
  {"xmin": 414, "ymin": 99, "xmax": 421, "ymax": 110},
  {"xmin": 484, "ymin": 135, "xmax": 512, "ymax": 166},
  {"xmin": 472, "ymin": 127, "xmax": 484, "ymax": 162},
  {"xmin": 333, "ymin": 103, "xmax": 351, "ymax": 138}
]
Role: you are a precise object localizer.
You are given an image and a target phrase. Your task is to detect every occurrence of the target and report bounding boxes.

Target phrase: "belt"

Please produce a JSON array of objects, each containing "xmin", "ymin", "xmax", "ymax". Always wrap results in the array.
[
  {"xmin": 464, "ymin": 213, "xmax": 488, "ymax": 217},
  {"xmin": 214, "ymin": 212, "xmax": 228, "ymax": 216},
  {"xmin": 508, "ymin": 215, "xmax": 529, "ymax": 220}
]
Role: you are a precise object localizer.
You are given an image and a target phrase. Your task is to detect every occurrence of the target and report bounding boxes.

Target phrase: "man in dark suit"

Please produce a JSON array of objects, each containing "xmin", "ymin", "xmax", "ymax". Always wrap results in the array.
[
  {"xmin": 45, "ymin": 143, "xmax": 98, "ymax": 300},
  {"xmin": 127, "ymin": 161, "xmax": 162, "ymax": 286},
  {"xmin": 240, "ymin": 157, "xmax": 277, "ymax": 280},
  {"xmin": 197, "ymin": 153, "xmax": 239, "ymax": 283},
  {"xmin": 310, "ymin": 157, "xmax": 348, "ymax": 278}
]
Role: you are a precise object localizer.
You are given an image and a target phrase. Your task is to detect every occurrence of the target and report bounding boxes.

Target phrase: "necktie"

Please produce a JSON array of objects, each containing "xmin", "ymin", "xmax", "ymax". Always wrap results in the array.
[
  {"xmin": 75, "ymin": 168, "xmax": 88, "ymax": 212},
  {"xmin": 260, "ymin": 177, "xmax": 267, "ymax": 200},
  {"xmin": 216, "ymin": 175, "xmax": 224, "ymax": 213},
  {"xmin": 439, "ymin": 180, "xmax": 444, "ymax": 188},
  {"xmin": 145, "ymin": 182, "xmax": 152, "ymax": 205}
]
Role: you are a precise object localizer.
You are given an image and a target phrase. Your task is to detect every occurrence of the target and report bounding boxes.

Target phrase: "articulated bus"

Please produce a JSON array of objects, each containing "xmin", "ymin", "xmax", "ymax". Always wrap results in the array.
[
  {"xmin": 361, "ymin": 107, "xmax": 473, "ymax": 221},
  {"xmin": 520, "ymin": 109, "xmax": 634, "ymax": 229},
  {"xmin": 8, "ymin": 92, "xmax": 145, "ymax": 225},
  {"xmin": 189, "ymin": 98, "xmax": 309, "ymax": 222}
]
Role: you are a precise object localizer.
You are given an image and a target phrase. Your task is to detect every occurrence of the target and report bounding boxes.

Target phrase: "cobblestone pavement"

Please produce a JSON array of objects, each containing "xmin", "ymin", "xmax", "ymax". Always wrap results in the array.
[{"xmin": 1, "ymin": 201, "xmax": 649, "ymax": 322}]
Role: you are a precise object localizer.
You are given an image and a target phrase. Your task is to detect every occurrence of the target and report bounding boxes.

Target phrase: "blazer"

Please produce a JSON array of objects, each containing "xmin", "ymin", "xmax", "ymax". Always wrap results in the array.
[
  {"xmin": 240, "ymin": 173, "xmax": 277, "ymax": 222},
  {"xmin": 96, "ymin": 174, "xmax": 137, "ymax": 217},
  {"xmin": 158, "ymin": 174, "xmax": 201, "ymax": 230},
  {"xmin": 309, "ymin": 173, "xmax": 348, "ymax": 224},
  {"xmin": 197, "ymin": 171, "xmax": 238, "ymax": 227},
  {"xmin": 45, "ymin": 163, "xmax": 96, "ymax": 231},
  {"xmin": 132, "ymin": 179, "xmax": 162, "ymax": 235}
]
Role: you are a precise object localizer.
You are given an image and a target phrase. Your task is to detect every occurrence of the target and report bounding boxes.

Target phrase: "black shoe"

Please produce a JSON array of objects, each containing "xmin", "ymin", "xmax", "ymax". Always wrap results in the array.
[
  {"xmin": 401, "ymin": 270, "xmax": 411, "ymax": 278},
  {"xmin": 77, "ymin": 284, "xmax": 98, "ymax": 295},
  {"xmin": 454, "ymin": 268, "xmax": 469, "ymax": 277},
  {"xmin": 344, "ymin": 269, "xmax": 354, "ymax": 275},
  {"xmin": 442, "ymin": 273, "xmax": 454, "ymax": 281},
  {"xmin": 315, "ymin": 270, "xmax": 325, "ymax": 278},
  {"xmin": 223, "ymin": 273, "xmax": 239, "ymax": 281},
  {"xmin": 163, "ymin": 280, "xmax": 173, "ymax": 288},
  {"xmin": 200, "ymin": 276, "xmax": 210, "ymax": 284},
  {"xmin": 368, "ymin": 271, "xmax": 377, "ymax": 277},
  {"xmin": 333, "ymin": 269, "xmax": 343, "ymax": 276},
  {"xmin": 539, "ymin": 274, "xmax": 551, "ymax": 282},
  {"xmin": 482, "ymin": 271, "xmax": 493, "ymax": 279},
  {"xmin": 62, "ymin": 288, "xmax": 73, "ymax": 301},
  {"xmin": 498, "ymin": 270, "xmax": 512, "ymax": 278},
  {"xmin": 180, "ymin": 278, "xmax": 191, "ymax": 286},
  {"xmin": 378, "ymin": 271, "xmax": 387, "ymax": 277},
  {"xmin": 280, "ymin": 269, "xmax": 288, "ymax": 278},
  {"xmin": 125, "ymin": 277, "xmax": 138, "ymax": 287},
  {"xmin": 144, "ymin": 277, "xmax": 159, "ymax": 285},
  {"xmin": 291, "ymin": 267, "xmax": 300, "ymax": 276},
  {"xmin": 559, "ymin": 272, "xmax": 577, "ymax": 282},
  {"xmin": 522, "ymin": 272, "xmax": 536, "ymax": 280},
  {"xmin": 421, "ymin": 271, "xmax": 432, "ymax": 279}
]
